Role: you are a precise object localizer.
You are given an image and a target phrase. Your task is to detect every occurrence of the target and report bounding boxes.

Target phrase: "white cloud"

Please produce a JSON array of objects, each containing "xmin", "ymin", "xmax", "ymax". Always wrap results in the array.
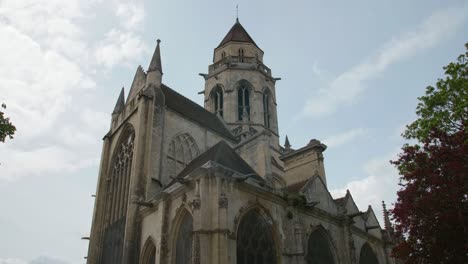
[
  {"xmin": 115, "ymin": 1, "xmax": 145, "ymax": 30},
  {"xmin": 0, "ymin": 259, "xmax": 27, "ymax": 264},
  {"xmin": 94, "ymin": 29, "xmax": 149, "ymax": 68},
  {"xmin": 323, "ymin": 128, "xmax": 368, "ymax": 148},
  {"xmin": 330, "ymin": 150, "xmax": 400, "ymax": 224},
  {"xmin": 303, "ymin": 3, "xmax": 468, "ymax": 118}
]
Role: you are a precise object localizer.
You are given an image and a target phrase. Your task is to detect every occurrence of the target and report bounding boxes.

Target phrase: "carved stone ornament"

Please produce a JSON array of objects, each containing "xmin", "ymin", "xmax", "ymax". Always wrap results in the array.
[
  {"xmin": 192, "ymin": 198, "xmax": 201, "ymax": 210},
  {"xmin": 219, "ymin": 194, "xmax": 228, "ymax": 208}
]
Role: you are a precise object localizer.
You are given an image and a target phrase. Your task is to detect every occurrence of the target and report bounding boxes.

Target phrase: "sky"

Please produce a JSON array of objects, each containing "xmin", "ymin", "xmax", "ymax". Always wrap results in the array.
[{"xmin": 0, "ymin": 0, "xmax": 467, "ymax": 263}]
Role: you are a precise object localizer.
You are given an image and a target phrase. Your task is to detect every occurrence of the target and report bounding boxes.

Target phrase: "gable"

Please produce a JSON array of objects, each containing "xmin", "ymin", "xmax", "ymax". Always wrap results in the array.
[
  {"xmin": 364, "ymin": 207, "xmax": 382, "ymax": 239},
  {"xmin": 344, "ymin": 193, "xmax": 366, "ymax": 230},
  {"xmin": 302, "ymin": 175, "xmax": 338, "ymax": 215}
]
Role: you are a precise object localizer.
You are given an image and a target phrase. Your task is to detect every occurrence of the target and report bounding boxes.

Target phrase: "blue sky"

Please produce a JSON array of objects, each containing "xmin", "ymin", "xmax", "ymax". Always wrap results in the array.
[{"xmin": 0, "ymin": 0, "xmax": 467, "ymax": 263}]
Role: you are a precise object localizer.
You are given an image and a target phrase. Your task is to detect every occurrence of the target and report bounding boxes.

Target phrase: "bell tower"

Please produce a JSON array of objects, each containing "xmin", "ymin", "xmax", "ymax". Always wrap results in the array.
[{"xmin": 201, "ymin": 19, "xmax": 281, "ymax": 146}]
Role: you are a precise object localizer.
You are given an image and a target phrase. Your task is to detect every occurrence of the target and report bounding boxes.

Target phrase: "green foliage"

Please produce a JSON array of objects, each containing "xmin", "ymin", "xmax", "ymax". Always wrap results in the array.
[
  {"xmin": 0, "ymin": 103, "xmax": 16, "ymax": 143},
  {"xmin": 403, "ymin": 43, "xmax": 468, "ymax": 141}
]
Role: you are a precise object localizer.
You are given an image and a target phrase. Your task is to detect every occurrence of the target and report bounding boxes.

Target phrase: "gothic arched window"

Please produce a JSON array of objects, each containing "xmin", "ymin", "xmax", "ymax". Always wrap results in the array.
[
  {"xmin": 211, "ymin": 86, "xmax": 223, "ymax": 117},
  {"xmin": 237, "ymin": 85, "xmax": 250, "ymax": 121},
  {"xmin": 359, "ymin": 243, "xmax": 379, "ymax": 264},
  {"xmin": 108, "ymin": 129, "xmax": 135, "ymax": 224},
  {"xmin": 102, "ymin": 127, "xmax": 135, "ymax": 264},
  {"xmin": 141, "ymin": 239, "xmax": 156, "ymax": 264},
  {"xmin": 263, "ymin": 89, "xmax": 271, "ymax": 128},
  {"xmin": 305, "ymin": 229, "xmax": 335, "ymax": 264},
  {"xmin": 221, "ymin": 51, "xmax": 226, "ymax": 59},
  {"xmin": 237, "ymin": 209, "xmax": 277, "ymax": 264},
  {"xmin": 239, "ymin": 48, "xmax": 245, "ymax": 62},
  {"xmin": 175, "ymin": 211, "xmax": 193, "ymax": 264},
  {"xmin": 167, "ymin": 133, "xmax": 199, "ymax": 178}
]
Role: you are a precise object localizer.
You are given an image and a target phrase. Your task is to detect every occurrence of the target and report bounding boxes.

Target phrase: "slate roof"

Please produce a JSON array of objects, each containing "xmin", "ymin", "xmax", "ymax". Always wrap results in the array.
[
  {"xmin": 160, "ymin": 84, "xmax": 237, "ymax": 141},
  {"xmin": 177, "ymin": 141, "xmax": 263, "ymax": 182},
  {"xmin": 217, "ymin": 20, "xmax": 259, "ymax": 49}
]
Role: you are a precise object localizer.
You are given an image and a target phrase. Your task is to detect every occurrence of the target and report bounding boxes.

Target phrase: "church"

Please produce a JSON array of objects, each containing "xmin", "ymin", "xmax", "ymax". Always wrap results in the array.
[{"xmin": 86, "ymin": 19, "xmax": 396, "ymax": 264}]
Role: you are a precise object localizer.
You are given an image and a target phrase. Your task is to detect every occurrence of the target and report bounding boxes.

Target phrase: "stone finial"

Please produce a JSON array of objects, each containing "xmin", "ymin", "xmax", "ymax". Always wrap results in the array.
[
  {"xmin": 112, "ymin": 87, "xmax": 125, "ymax": 114},
  {"xmin": 148, "ymin": 39, "xmax": 163, "ymax": 74},
  {"xmin": 382, "ymin": 201, "xmax": 392, "ymax": 235},
  {"xmin": 284, "ymin": 135, "xmax": 291, "ymax": 149}
]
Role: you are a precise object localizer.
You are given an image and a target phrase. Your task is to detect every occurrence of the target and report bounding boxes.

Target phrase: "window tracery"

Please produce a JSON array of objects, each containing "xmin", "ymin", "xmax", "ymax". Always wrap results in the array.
[
  {"xmin": 237, "ymin": 85, "xmax": 250, "ymax": 121},
  {"xmin": 167, "ymin": 133, "xmax": 199, "ymax": 178},
  {"xmin": 102, "ymin": 128, "xmax": 135, "ymax": 264},
  {"xmin": 236, "ymin": 209, "xmax": 277, "ymax": 264}
]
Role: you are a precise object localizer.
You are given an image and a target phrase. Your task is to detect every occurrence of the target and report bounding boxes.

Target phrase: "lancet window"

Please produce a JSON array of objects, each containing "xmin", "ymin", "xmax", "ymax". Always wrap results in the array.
[
  {"xmin": 236, "ymin": 209, "xmax": 277, "ymax": 264},
  {"xmin": 175, "ymin": 212, "xmax": 193, "ymax": 264},
  {"xmin": 167, "ymin": 133, "xmax": 199, "ymax": 178},
  {"xmin": 263, "ymin": 90, "xmax": 271, "ymax": 128},
  {"xmin": 211, "ymin": 86, "xmax": 224, "ymax": 117},
  {"xmin": 305, "ymin": 229, "xmax": 335, "ymax": 264},
  {"xmin": 237, "ymin": 85, "xmax": 250, "ymax": 121},
  {"xmin": 239, "ymin": 48, "xmax": 245, "ymax": 62}
]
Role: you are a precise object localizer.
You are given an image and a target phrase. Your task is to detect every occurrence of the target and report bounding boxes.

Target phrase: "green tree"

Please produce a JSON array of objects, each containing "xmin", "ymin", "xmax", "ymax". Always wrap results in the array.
[
  {"xmin": 0, "ymin": 103, "xmax": 16, "ymax": 143},
  {"xmin": 403, "ymin": 43, "xmax": 468, "ymax": 141},
  {"xmin": 391, "ymin": 43, "xmax": 468, "ymax": 264}
]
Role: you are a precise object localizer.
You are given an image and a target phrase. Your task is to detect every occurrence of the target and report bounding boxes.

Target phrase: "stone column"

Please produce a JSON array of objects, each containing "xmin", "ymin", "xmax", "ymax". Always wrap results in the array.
[{"xmin": 122, "ymin": 93, "xmax": 151, "ymax": 264}]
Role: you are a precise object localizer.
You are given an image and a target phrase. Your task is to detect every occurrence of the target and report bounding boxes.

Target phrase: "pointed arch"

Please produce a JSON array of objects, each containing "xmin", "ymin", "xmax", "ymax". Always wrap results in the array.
[
  {"xmin": 172, "ymin": 208, "xmax": 193, "ymax": 264},
  {"xmin": 359, "ymin": 243, "xmax": 379, "ymax": 264},
  {"xmin": 263, "ymin": 88, "xmax": 272, "ymax": 128},
  {"xmin": 236, "ymin": 206, "xmax": 278, "ymax": 264},
  {"xmin": 167, "ymin": 133, "xmax": 199, "ymax": 179},
  {"xmin": 210, "ymin": 85, "xmax": 224, "ymax": 117},
  {"xmin": 102, "ymin": 124, "xmax": 136, "ymax": 264},
  {"xmin": 236, "ymin": 80, "xmax": 253, "ymax": 121},
  {"xmin": 305, "ymin": 226, "xmax": 336, "ymax": 264},
  {"xmin": 141, "ymin": 237, "xmax": 157, "ymax": 264}
]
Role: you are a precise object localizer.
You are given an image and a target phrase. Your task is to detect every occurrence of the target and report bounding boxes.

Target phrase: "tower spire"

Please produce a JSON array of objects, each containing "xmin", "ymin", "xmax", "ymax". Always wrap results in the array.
[
  {"xmin": 112, "ymin": 87, "xmax": 125, "ymax": 115},
  {"xmin": 382, "ymin": 201, "xmax": 393, "ymax": 235},
  {"xmin": 284, "ymin": 135, "xmax": 291, "ymax": 150},
  {"xmin": 148, "ymin": 39, "xmax": 162, "ymax": 73},
  {"xmin": 147, "ymin": 39, "xmax": 163, "ymax": 86}
]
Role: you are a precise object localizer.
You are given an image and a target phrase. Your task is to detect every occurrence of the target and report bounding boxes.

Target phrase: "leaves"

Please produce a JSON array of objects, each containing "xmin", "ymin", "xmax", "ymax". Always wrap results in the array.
[
  {"xmin": 403, "ymin": 43, "xmax": 468, "ymax": 141},
  {"xmin": 0, "ymin": 103, "xmax": 16, "ymax": 143},
  {"xmin": 392, "ymin": 43, "xmax": 468, "ymax": 263}
]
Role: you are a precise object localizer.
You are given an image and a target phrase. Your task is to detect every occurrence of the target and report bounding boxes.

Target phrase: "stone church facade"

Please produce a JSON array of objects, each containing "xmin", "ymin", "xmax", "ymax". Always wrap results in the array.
[{"xmin": 87, "ymin": 20, "xmax": 396, "ymax": 264}]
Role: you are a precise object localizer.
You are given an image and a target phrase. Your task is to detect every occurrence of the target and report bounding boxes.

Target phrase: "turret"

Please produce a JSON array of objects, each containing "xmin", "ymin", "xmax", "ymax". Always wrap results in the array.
[{"xmin": 147, "ymin": 39, "xmax": 163, "ymax": 87}]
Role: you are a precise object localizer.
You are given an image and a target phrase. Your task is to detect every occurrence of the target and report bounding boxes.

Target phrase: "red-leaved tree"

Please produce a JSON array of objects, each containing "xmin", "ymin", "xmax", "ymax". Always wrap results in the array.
[{"xmin": 391, "ymin": 128, "xmax": 467, "ymax": 263}]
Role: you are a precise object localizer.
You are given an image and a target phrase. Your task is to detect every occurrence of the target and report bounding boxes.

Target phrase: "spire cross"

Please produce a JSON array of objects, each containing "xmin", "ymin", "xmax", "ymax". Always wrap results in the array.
[{"xmin": 236, "ymin": 4, "xmax": 239, "ymax": 23}]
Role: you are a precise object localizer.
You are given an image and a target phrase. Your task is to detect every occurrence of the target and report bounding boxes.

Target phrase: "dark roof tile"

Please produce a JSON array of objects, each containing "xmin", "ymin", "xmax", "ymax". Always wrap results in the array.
[
  {"xmin": 160, "ymin": 84, "xmax": 237, "ymax": 141},
  {"xmin": 177, "ymin": 141, "xmax": 263, "ymax": 182}
]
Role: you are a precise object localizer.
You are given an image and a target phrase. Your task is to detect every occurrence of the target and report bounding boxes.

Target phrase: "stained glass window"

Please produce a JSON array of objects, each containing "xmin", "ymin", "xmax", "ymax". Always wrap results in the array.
[{"xmin": 237, "ymin": 209, "xmax": 277, "ymax": 264}]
